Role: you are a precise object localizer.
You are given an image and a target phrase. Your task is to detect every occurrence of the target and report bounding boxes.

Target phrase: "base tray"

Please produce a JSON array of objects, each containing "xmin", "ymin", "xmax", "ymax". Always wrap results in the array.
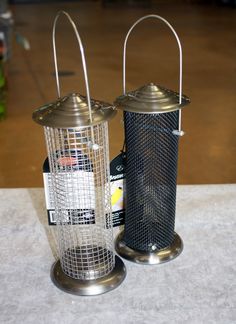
[
  {"xmin": 115, "ymin": 231, "xmax": 183, "ymax": 265},
  {"xmin": 51, "ymin": 255, "xmax": 126, "ymax": 296}
]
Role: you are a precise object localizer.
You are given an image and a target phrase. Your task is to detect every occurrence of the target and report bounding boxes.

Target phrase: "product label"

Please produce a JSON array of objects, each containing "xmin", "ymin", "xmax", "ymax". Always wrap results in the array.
[
  {"xmin": 110, "ymin": 152, "xmax": 126, "ymax": 227},
  {"xmin": 43, "ymin": 152, "xmax": 126, "ymax": 227}
]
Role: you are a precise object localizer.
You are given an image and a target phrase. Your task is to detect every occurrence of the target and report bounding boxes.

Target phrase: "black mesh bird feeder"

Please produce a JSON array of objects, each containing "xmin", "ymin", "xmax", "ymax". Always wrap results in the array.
[{"xmin": 115, "ymin": 15, "xmax": 190, "ymax": 265}]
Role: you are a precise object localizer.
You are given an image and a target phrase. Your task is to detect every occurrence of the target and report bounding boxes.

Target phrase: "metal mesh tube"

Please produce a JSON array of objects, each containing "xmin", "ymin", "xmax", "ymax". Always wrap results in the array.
[
  {"xmin": 44, "ymin": 122, "xmax": 114, "ymax": 280},
  {"xmin": 123, "ymin": 110, "xmax": 179, "ymax": 252}
]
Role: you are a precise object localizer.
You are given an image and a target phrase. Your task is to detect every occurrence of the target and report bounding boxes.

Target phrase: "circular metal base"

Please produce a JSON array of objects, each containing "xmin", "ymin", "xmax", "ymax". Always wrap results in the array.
[
  {"xmin": 115, "ymin": 231, "xmax": 183, "ymax": 265},
  {"xmin": 51, "ymin": 255, "xmax": 126, "ymax": 296}
]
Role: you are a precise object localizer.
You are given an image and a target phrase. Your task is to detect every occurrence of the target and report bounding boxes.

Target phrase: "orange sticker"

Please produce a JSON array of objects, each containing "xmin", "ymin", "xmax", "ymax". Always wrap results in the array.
[{"xmin": 57, "ymin": 156, "xmax": 77, "ymax": 166}]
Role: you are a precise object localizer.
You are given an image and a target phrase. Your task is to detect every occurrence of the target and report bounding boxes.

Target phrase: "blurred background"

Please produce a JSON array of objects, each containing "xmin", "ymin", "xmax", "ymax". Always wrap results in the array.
[{"xmin": 0, "ymin": 0, "xmax": 235, "ymax": 187}]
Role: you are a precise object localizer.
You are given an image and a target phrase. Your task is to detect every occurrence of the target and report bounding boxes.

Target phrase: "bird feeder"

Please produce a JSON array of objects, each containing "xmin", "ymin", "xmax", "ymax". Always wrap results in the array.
[
  {"xmin": 33, "ymin": 11, "xmax": 126, "ymax": 295},
  {"xmin": 115, "ymin": 15, "xmax": 190, "ymax": 264}
]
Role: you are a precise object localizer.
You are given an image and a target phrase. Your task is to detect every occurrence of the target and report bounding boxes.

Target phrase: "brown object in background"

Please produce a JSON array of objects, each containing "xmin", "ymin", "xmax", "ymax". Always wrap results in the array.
[
  {"xmin": 102, "ymin": 0, "xmax": 151, "ymax": 7},
  {"xmin": 0, "ymin": 1, "xmax": 236, "ymax": 187}
]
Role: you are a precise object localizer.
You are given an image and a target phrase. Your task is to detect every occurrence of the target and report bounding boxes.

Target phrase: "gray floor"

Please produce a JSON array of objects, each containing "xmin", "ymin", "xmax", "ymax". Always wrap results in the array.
[{"xmin": 1, "ymin": 185, "xmax": 236, "ymax": 323}]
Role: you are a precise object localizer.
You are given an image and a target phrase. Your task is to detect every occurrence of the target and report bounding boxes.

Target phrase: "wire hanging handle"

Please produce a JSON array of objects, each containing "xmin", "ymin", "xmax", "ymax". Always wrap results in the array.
[
  {"xmin": 123, "ymin": 14, "xmax": 184, "ymax": 135},
  {"xmin": 52, "ymin": 11, "xmax": 93, "ymax": 124}
]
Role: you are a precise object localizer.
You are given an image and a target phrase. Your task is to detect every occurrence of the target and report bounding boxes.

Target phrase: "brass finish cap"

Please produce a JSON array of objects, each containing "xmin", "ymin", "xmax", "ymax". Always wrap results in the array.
[
  {"xmin": 32, "ymin": 93, "xmax": 116, "ymax": 128},
  {"xmin": 115, "ymin": 83, "xmax": 190, "ymax": 114}
]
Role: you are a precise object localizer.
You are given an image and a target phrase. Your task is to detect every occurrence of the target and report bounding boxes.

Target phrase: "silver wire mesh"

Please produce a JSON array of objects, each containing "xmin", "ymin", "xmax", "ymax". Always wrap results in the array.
[
  {"xmin": 123, "ymin": 111, "xmax": 179, "ymax": 252},
  {"xmin": 44, "ymin": 122, "xmax": 114, "ymax": 280}
]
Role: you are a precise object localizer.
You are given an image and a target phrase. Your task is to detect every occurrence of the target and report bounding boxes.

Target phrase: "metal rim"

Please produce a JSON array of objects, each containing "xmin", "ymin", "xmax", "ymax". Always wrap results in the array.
[
  {"xmin": 115, "ymin": 85, "xmax": 190, "ymax": 115},
  {"xmin": 51, "ymin": 255, "xmax": 126, "ymax": 296},
  {"xmin": 32, "ymin": 93, "xmax": 116, "ymax": 128},
  {"xmin": 115, "ymin": 231, "xmax": 183, "ymax": 265}
]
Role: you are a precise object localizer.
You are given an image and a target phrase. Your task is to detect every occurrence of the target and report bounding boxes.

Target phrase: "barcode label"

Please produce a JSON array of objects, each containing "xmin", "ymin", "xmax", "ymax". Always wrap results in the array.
[{"xmin": 47, "ymin": 209, "xmax": 96, "ymax": 226}]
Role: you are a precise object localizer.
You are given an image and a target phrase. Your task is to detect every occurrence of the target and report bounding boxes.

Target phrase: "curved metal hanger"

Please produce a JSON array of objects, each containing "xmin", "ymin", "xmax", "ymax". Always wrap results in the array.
[
  {"xmin": 123, "ymin": 14, "xmax": 184, "ymax": 136},
  {"xmin": 52, "ymin": 11, "xmax": 93, "ymax": 124}
]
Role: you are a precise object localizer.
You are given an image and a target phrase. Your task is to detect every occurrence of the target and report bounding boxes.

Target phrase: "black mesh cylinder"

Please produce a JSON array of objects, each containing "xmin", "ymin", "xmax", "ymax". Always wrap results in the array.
[{"xmin": 123, "ymin": 110, "xmax": 179, "ymax": 252}]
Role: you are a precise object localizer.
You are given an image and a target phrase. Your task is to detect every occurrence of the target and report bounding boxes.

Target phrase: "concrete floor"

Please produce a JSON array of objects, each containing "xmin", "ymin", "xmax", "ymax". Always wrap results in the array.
[{"xmin": 0, "ymin": 1, "xmax": 236, "ymax": 187}]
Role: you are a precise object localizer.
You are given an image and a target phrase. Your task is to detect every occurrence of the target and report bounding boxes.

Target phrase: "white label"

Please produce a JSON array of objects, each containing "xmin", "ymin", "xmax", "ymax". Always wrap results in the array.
[{"xmin": 43, "ymin": 171, "xmax": 95, "ymax": 210}]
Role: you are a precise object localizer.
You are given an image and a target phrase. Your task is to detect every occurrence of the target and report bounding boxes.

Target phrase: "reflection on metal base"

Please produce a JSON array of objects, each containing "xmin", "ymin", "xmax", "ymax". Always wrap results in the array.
[
  {"xmin": 51, "ymin": 255, "xmax": 126, "ymax": 296},
  {"xmin": 115, "ymin": 231, "xmax": 183, "ymax": 265}
]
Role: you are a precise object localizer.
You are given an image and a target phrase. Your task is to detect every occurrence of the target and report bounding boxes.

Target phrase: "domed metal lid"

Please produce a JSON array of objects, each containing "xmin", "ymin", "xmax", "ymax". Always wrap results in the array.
[
  {"xmin": 32, "ymin": 93, "xmax": 116, "ymax": 128},
  {"xmin": 115, "ymin": 83, "xmax": 190, "ymax": 114}
]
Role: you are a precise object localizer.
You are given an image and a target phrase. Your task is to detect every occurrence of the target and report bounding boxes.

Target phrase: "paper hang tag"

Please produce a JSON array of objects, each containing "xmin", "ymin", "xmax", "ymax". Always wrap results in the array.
[
  {"xmin": 43, "ymin": 152, "xmax": 126, "ymax": 227},
  {"xmin": 110, "ymin": 152, "xmax": 126, "ymax": 227}
]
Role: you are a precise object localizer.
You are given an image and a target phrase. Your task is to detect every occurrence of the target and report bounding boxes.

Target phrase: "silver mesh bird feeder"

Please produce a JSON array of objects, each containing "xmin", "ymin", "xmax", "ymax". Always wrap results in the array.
[
  {"xmin": 115, "ymin": 15, "xmax": 190, "ymax": 265},
  {"xmin": 32, "ymin": 11, "xmax": 126, "ymax": 295}
]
